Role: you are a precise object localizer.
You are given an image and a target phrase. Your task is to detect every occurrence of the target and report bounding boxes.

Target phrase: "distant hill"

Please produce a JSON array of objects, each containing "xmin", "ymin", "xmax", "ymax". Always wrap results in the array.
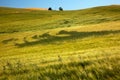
[
  {"xmin": 25, "ymin": 8, "xmax": 48, "ymax": 11},
  {"xmin": 0, "ymin": 7, "xmax": 48, "ymax": 14},
  {"xmin": 0, "ymin": 5, "xmax": 120, "ymax": 33}
]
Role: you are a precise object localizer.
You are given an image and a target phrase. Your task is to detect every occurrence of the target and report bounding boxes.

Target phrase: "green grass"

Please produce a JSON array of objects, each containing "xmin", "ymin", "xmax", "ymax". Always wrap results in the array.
[
  {"xmin": 0, "ymin": 5, "xmax": 120, "ymax": 33},
  {"xmin": 0, "ymin": 5, "xmax": 120, "ymax": 80}
]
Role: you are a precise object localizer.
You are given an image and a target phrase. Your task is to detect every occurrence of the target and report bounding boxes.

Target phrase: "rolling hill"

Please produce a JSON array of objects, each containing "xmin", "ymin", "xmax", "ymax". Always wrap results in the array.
[
  {"xmin": 0, "ymin": 5, "xmax": 120, "ymax": 33},
  {"xmin": 25, "ymin": 8, "xmax": 48, "ymax": 11},
  {"xmin": 0, "ymin": 5, "xmax": 120, "ymax": 80}
]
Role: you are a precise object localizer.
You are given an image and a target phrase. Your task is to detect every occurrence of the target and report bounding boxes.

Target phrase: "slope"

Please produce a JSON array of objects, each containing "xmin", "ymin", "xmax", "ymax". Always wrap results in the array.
[
  {"xmin": 0, "ymin": 5, "xmax": 120, "ymax": 33},
  {"xmin": 0, "ymin": 5, "xmax": 120, "ymax": 80}
]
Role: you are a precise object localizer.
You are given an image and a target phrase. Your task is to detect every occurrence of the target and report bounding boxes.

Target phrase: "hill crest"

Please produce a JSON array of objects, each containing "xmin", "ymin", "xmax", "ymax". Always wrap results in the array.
[{"xmin": 25, "ymin": 8, "xmax": 48, "ymax": 11}]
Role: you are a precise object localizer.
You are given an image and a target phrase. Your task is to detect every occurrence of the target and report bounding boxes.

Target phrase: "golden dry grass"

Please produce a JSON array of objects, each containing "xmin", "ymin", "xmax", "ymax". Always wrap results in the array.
[
  {"xmin": 25, "ymin": 8, "xmax": 48, "ymax": 11},
  {"xmin": 0, "ymin": 5, "xmax": 120, "ymax": 80}
]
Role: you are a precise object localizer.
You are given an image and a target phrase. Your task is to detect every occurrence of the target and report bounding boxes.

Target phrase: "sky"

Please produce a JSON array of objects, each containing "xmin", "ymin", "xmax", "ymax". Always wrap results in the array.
[{"xmin": 0, "ymin": 0, "xmax": 120, "ymax": 10}]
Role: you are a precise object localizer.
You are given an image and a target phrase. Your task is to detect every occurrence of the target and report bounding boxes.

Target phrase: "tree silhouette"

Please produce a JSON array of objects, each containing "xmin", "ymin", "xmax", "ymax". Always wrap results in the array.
[
  {"xmin": 48, "ymin": 7, "xmax": 52, "ymax": 11},
  {"xmin": 59, "ymin": 7, "xmax": 63, "ymax": 11}
]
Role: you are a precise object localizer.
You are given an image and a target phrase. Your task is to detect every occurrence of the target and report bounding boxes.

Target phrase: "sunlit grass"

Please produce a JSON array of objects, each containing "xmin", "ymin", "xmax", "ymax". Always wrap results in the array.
[
  {"xmin": 0, "ymin": 5, "xmax": 120, "ymax": 80},
  {"xmin": 0, "ymin": 21, "xmax": 120, "ymax": 79},
  {"xmin": 0, "ymin": 47, "xmax": 120, "ymax": 80},
  {"xmin": 0, "ymin": 5, "xmax": 120, "ymax": 33}
]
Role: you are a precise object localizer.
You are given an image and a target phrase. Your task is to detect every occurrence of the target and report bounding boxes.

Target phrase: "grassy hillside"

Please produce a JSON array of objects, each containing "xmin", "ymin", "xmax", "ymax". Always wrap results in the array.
[
  {"xmin": 0, "ymin": 5, "xmax": 120, "ymax": 33},
  {"xmin": 0, "ymin": 5, "xmax": 120, "ymax": 80}
]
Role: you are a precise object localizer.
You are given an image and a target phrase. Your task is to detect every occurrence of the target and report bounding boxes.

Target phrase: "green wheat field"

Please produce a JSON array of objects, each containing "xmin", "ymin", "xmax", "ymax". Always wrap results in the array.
[{"xmin": 0, "ymin": 5, "xmax": 120, "ymax": 80}]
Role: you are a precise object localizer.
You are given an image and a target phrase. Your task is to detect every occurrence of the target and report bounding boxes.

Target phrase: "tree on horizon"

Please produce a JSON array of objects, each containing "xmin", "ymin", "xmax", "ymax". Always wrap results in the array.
[
  {"xmin": 59, "ymin": 7, "xmax": 63, "ymax": 11},
  {"xmin": 48, "ymin": 7, "xmax": 52, "ymax": 10}
]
